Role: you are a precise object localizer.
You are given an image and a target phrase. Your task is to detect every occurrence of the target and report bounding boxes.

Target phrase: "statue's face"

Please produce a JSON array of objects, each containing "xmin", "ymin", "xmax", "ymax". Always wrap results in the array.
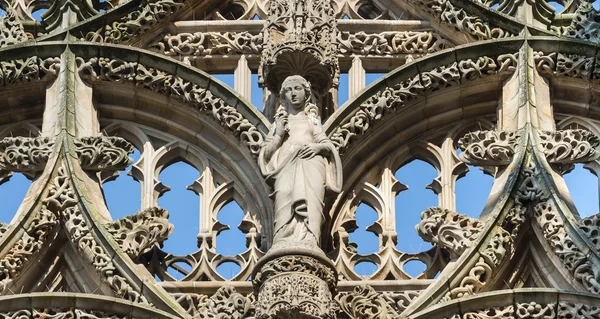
[{"xmin": 282, "ymin": 80, "xmax": 306, "ymax": 110}]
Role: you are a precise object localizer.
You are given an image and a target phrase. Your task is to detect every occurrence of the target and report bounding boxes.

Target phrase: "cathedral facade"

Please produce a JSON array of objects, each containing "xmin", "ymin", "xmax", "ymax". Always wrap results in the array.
[{"xmin": 0, "ymin": 0, "xmax": 599, "ymax": 317}]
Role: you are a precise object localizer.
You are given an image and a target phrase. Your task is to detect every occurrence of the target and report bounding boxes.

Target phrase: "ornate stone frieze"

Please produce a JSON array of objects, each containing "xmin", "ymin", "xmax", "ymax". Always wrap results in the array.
[
  {"xmin": 416, "ymin": 207, "xmax": 484, "ymax": 260},
  {"xmin": 538, "ymin": 129, "xmax": 600, "ymax": 164},
  {"xmin": 105, "ymin": 207, "xmax": 173, "ymax": 259},
  {"xmin": 534, "ymin": 202, "xmax": 600, "ymax": 294},
  {"xmin": 0, "ymin": 8, "xmax": 28, "ymax": 48},
  {"xmin": 335, "ymin": 285, "xmax": 420, "ymax": 318},
  {"xmin": 0, "ymin": 56, "xmax": 60, "ymax": 86},
  {"xmin": 0, "ymin": 206, "xmax": 57, "ymax": 292},
  {"xmin": 579, "ymin": 213, "xmax": 600, "ymax": 251},
  {"xmin": 562, "ymin": 2, "xmax": 600, "ymax": 43},
  {"xmin": 253, "ymin": 253, "xmax": 337, "ymax": 319},
  {"xmin": 151, "ymin": 31, "xmax": 263, "ymax": 57},
  {"xmin": 534, "ymin": 52, "xmax": 596, "ymax": 80},
  {"xmin": 74, "ymin": 136, "xmax": 134, "ymax": 171},
  {"xmin": 329, "ymin": 54, "xmax": 518, "ymax": 153},
  {"xmin": 458, "ymin": 130, "xmax": 519, "ymax": 166},
  {"xmin": 558, "ymin": 302, "xmax": 600, "ymax": 318},
  {"xmin": 260, "ymin": 0, "xmax": 339, "ymax": 95},
  {"xmin": 84, "ymin": 0, "xmax": 186, "ymax": 43},
  {"xmin": 410, "ymin": 0, "xmax": 513, "ymax": 40},
  {"xmin": 0, "ymin": 308, "xmax": 127, "ymax": 319},
  {"xmin": 45, "ymin": 164, "xmax": 150, "ymax": 304},
  {"xmin": 0, "ymin": 137, "xmax": 55, "ymax": 172},
  {"xmin": 76, "ymin": 57, "xmax": 264, "ymax": 156},
  {"xmin": 337, "ymin": 31, "xmax": 452, "ymax": 56},
  {"xmin": 172, "ymin": 286, "xmax": 253, "ymax": 319}
]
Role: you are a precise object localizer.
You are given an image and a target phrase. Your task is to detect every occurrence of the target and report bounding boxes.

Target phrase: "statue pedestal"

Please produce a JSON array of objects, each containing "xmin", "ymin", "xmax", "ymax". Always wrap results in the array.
[{"xmin": 252, "ymin": 248, "xmax": 338, "ymax": 319}]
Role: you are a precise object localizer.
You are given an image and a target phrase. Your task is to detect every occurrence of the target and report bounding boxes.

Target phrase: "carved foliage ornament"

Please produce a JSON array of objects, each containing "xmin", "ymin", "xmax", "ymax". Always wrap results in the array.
[
  {"xmin": 563, "ymin": 2, "xmax": 600, "ymax": 43},
  {"xmin": 0, "ymin": 8, "xmax": 28, "ymax": 48},
  {"xmin": 458, "ymin": 130, "xmax": 519, "ymax": 166},
  {"xmin": 410, "ymin": 0, "xmax": 513, "ymax": 40},
  {"xmin": 74, "ymin": 136, "xmax": 134, "ymax": 171},
  {"xmin": 329, "ymin": 54, "xmax": 518, "ymax": 153},
  {"xmin": 151, "ymin": 31, "xmax": 263, "ymax": 57},
  {"xmin": 45, "ymin": 164, "xmax": 150, "ymax": 304},
  {"xmin": 76, "ymin": 57, "xmax": 264, "ymax": 156},
  {"xmin": 172, "ymin": 286, "xmax": 252, "ymax": 319},
  {"xmin": 0, "ymin": 56, "xmax": 60, "ymax": 87},
  {"xmin": 335, "ymin": 285, "xmax": 420, "ymax": 318},
  {"xmin": 84, "ymin": 0, "xmax": 186, "ymax": 43},
  {"xmin": 337, "ymin": 31, "xmax": 452, "ymax": 56},
  {"xmin": 105, "ymin": 207, "xmax": 173, "ymax": 259},
  {"xmin": 538, "ymin": 129, "xmax": 600, "ymax": 164},
  {"xmin": 417, "ymin": 207, "xmax": 484, "ymax": 260},
  {"xmin": 0, "ymin": 137, "xmax": 55, "ymax": 172}
]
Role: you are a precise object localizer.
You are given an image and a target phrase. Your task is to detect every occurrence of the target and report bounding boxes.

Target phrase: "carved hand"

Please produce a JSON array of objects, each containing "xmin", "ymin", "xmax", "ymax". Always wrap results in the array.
[{"xmin": 298, "ymin": 143, "xmax": 328, "ymax": 159}]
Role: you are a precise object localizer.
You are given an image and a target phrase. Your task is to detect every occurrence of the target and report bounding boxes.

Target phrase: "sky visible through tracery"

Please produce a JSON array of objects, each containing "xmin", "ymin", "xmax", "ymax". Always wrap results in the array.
[{"xmin": 0, "ymin": 1, "xmax": 598, "ymax": 280}]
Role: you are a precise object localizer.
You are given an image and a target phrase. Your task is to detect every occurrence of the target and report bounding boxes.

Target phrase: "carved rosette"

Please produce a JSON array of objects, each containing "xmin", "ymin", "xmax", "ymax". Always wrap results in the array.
[
  {"xmin": 259, "ymin": 0, "xmax": 339, "ymax": 95},
  {"xmin": 252, "ymin": 250, "xmax": 337, "ymax": 319}
]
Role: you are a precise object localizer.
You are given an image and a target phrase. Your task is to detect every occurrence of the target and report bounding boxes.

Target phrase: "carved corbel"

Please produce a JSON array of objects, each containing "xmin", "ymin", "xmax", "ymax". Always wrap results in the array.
[
  {"xmin": 416, "ymin": 207, "xmax": 484, "ymax": 260},
  {"xmin": 0, "ymin": 137, "xmax": 55, "ymax": 172},
  {"xmin": 458, "ymin": 130, "xmax": 519, "ymax": 166},
  {"xmin": 105, "ymin": 207, "xmax": 174, "ymax": 259},
  {"xmin": 74, "ymin": 136, "xmax": 134, "ymax": 171}
]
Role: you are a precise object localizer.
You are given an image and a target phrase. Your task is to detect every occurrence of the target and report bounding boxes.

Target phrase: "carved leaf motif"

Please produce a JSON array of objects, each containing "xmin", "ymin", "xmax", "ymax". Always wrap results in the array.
[
  {"xmin": 417, "ymin": 207, "xmax": 484, "ymax": 259},
  {"xmin": 105, "ymin": 207, "xmax": 173, "ymax": 258},
  {"xmin": 458, "ymin": 130, "xmax": 519, "ymax": 166},
  {"xmin": 538, "ymin": 129, "xmax": 600, "ymax": 164},
  {"xmin": 0, "ymin": 137, "xmax": 54, "ymax": 172},
  {"xmin": 74, "ymin": 136, "xmax": 134, "ymax": 171},
  {"xmin": 335, "ymin": 285, "xmax": 399, "ymax": 318}
]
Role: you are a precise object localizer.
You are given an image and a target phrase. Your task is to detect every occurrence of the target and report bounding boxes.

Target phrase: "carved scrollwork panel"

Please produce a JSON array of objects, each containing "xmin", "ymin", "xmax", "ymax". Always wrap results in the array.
[
  {"xmin": 538, "ymin": 129, "xmax": 600, "ymax": 164},
  {"xmin": 458, "ymin": 131, "xmax": 519, "ymax": 166},
  {"xmin": 329, "ymin": 54, "xmax": 518, "ymax": 153},
  {"xmin": 74, "ymin": 136, "xmax": 134, "ymax": 171},
  {"xmin": 172, "ymin": 286, "xmax": 253, "ymax": 319},
  {"xmin": 105, "ymin": 207, "xmax": 173, "ymax": 259},
  {"xmin": 417, "ymin": 207, "xmax": 484, "ymax": 260},
  {"xmin": 338, "ymin": 31, "xmax": 452, "ymax": 56},
  {"xmin": 0, "ymin": 137, "xmax": 55, "ymax": 172},
  {"xmin": 151, "ymin": 31, "xmax": 263, "ymax": 57},
  {"xmin": 75, "ymin": 57, "xmax": 264, "ymax": 156}
]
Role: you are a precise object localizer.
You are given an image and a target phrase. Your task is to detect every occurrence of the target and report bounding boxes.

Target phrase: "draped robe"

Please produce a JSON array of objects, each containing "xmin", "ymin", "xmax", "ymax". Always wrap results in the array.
[{"xmin": 259, "ymin": 113, "xmax": 342, "ymax": 248}]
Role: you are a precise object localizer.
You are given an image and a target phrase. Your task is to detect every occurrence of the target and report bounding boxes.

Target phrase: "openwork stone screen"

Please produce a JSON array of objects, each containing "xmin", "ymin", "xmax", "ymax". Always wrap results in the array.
[{"xmin": 0, "ymin": 0, "xmax": 600, "ymax": 318}]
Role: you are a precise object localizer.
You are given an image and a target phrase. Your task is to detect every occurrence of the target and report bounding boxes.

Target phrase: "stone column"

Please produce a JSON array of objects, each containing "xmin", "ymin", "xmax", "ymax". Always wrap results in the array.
[
  {"xmin": 348, "ymin": 56, "xmax": 365, "ymax": 99},
  {"xmin": 235, "ymin": 55, "xmax": 252, "ymax": 101}
]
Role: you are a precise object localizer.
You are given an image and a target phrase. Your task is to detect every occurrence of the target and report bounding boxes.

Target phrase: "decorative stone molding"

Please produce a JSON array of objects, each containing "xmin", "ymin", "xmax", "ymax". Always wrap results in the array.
[
  {"xmin": 563, "ymin": 2, "xmax": 600, "ymax": 43},
  {"xmin": 416, "ymin": 207, "xmax": 484, "ymax": 260},
  {"xmin": 458, "ymin": 130, "xmax": 519, "ymax": 166},
  {"xmin": 74, "ymin": 136, "xmax": 134, "ymax": 171},
  {"xmin": 260, "ymin": 0, "xmax": 339, "ymax": 95},
  {"xmin": 45, "ymin": 164, "xmax": 150, "ymax": 304},
  {"xmin": 84, "ymin": 0, "xmax": 186, "ymax": 43},
  {"xmin": 534, "ymin": 202, "xmax": 600, "ymax": 294},
  {"xmin": 105, "ymin": 207, "xmax": 173, "ymax": 259},
  {"xmin": 0, "ymin": 206, "xmax": 57, "ymax": 292},
  {"xmin": 578, "ymin": 213, "xmax": 600, "ymax": 251},
  {"xmin": 76, "ymin": 57, "xmax": 264, "ymax": 156},
  {"xmin": 338, "ymin": 31, "xmax": 452, "ymax": 56},
  {"xmin": 329, "ymin": 54, "xmax": 518, "ymax": 153},
  {"xmin": 538, "ymin": 129, "xmax": 600, "ymax": 164},
  {"xmin": 0, "ymin": 8, "xmax": 28, "ymax": 48},
  {"xmin": 0, "ymin": 56, "xmax": 60, "ymax": 86},
  {"xmin": 0, "ymin": 137, "xmax": 55, "ymax": 172},
  {"xmin": 172, "ymin": 286, "xmax": 253, "ymax": 319},
  {"xmin": 252, "ymin": 251, "xmax": 337, "ymax": 319},
  {"xmin": 558, "ymin": 302, "xmax": 600, "ymax": 318},
  {"xmin": 534, "ymin": 52, "xmax": 596, "ymax": 81},
  {"xmin": 410, "ymin": 0, "xmax": 513, "ymax": 40},
  {"xmin": 151, "ymin": 31, "xmax": 263, "ymax": 57},
  {"xmin": 335, "ymin": 285, "xmax": 420, "ymax": 318}
]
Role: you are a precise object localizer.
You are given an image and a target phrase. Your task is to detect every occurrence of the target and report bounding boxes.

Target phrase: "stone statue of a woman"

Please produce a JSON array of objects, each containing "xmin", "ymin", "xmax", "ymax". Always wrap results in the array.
[{"xmin": 259, "ymin": 75, "xmax": 342, "ymax": 251}]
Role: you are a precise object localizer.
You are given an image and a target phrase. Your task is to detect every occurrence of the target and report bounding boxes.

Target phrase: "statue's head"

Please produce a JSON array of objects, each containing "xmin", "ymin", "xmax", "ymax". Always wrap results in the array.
[{"xmin": 280, "ymin": 75, "xmax": 312, "ymax": 112}]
